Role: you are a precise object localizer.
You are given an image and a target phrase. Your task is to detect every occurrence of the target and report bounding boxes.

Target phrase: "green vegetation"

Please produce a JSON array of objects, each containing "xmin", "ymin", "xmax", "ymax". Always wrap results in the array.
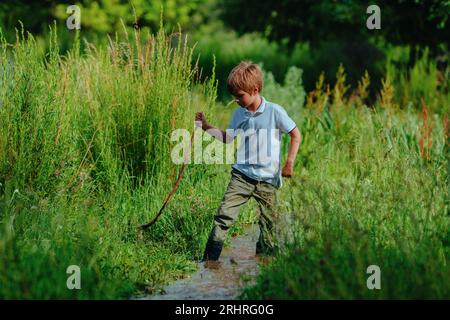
[
  {"xmin": 0, "ymin": 1, "xmax": 448, "ymax": 299},
  {"xmin": 0, "ymin": 25, "xmax": 233, "ymax": 298},
  {"xmin": 241, "ymin": 66, "xmax": 450, "ymax": 299}
]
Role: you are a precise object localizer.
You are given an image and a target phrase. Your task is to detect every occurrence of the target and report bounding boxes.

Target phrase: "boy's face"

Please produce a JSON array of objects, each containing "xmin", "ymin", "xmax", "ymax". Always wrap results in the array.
[{"xmin": 233, "ymin": 88, "xmax": 259, "ymax": 109}]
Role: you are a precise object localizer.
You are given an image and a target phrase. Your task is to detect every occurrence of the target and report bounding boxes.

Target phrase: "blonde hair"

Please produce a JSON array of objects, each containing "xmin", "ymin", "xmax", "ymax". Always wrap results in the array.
[{"xmin": 227, "ymin": 61, "xmax": 263, "ymax": 96}]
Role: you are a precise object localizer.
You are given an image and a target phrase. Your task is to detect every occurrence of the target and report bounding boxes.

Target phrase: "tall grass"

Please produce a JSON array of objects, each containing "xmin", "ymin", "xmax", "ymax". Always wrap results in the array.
[
  {"xmin": 386, "ymin": 47, "xmax": 450, "ymax": 114},
  {"xmin": 241, "ymin": 68, "xmax": 449, "ymax": 299},
  {"xmin": 0, "ymin": 24, "xmax": 231, "ymax": 298}
]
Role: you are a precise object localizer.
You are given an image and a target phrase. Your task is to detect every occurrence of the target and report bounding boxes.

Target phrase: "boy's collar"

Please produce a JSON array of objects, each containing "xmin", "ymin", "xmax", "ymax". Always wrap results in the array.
[{"xmin": 243, "ymin": 96, "xmax": 266, "ymax": 115}]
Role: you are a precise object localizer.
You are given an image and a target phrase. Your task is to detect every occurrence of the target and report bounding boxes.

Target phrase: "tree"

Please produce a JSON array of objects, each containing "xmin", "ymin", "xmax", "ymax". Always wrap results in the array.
[
  {"xmin": 0, "ymin": 0, "xmax": 210, "ymax": 35},
  {"xmin": 219, "ymin": 0, "xmax": 449, "ymax": 49}
]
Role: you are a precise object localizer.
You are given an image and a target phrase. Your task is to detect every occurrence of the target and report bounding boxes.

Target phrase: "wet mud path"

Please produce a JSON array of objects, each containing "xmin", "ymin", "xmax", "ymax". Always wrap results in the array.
[{"xmin": 141, "ymin": 225, "xmax": 261, "ymax": 300}]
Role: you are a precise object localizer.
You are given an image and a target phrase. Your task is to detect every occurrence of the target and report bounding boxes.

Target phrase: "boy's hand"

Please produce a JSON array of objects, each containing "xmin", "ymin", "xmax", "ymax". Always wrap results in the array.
[
  {"xmin": 195, "ymin": 112, "xmax": 209, "ymax": 130},
  {"xmin": 283, "ymin": 128, "xmax": 301, "ymax": 178},
  {"xmin": 282, "ymin": 161, "xmax": 294, "ymax": 177}
]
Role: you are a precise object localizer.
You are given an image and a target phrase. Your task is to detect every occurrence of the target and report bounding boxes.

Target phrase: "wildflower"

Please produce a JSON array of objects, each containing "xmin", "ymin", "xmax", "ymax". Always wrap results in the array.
[{"xmin": 419, "ymin": 99, "xmax": 433, "ymax": 160}]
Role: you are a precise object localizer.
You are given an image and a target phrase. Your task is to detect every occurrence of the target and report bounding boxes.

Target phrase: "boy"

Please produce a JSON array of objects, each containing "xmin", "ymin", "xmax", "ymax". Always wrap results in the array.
[{"xmin": 195, "ymin": 61, "xmax": 301, "ymax": 263}]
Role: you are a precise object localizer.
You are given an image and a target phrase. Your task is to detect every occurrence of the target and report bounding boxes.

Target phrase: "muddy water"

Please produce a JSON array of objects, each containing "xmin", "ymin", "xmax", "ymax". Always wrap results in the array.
[{"xmin": 141, "ymin": 225, "xmax": 261, "ymax": 300}]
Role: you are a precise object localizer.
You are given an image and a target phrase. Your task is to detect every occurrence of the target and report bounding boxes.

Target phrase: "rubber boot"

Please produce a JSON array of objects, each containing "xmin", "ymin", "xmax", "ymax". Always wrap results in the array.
[
  {"xmin": 256, "ymin": 241, "xmax": 275, "ymax": 257},
  {"xmin": 202, "ymin": 238, "xmax": 223, "ymax": 261}
]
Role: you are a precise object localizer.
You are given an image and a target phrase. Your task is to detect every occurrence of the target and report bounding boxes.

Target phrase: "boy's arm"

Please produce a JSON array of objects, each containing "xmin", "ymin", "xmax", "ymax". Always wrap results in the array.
[
  {"xmin": 282, "ymin": 127, "xmax": 302, "ymax": 177},
  {"xmin": 195, "ymin": 112, "xmax": 233, "ymax": 144}
]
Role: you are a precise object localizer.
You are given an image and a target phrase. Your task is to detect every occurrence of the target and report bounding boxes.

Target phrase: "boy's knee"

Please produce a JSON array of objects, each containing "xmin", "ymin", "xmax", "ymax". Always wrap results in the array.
[
  {"xmin": 208, "ymin": 224, "xmax": 227, "ymax": 243},
  {"xmin": 214, "ymin": 213, "xmax": 233, "ymax": 230}
]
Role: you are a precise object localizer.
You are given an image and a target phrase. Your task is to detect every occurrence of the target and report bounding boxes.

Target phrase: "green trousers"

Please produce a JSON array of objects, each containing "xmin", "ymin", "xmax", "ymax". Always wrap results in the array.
[{"xmin": 207, "ymin": 168, "xmax": 279, "ymax": 256}]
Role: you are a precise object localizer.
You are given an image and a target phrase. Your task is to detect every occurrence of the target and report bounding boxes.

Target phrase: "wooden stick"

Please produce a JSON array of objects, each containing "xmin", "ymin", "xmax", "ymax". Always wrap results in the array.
[{"xmin": 139, "ymin": 128, "xmax": 195, "ymax": 230}]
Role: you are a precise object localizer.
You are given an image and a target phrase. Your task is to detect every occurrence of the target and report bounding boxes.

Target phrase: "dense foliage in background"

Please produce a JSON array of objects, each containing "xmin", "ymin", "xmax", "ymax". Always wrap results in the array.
[
  {"xmin": 220, "ymin": 0, "xmax": 450, "ymax": 48},
  {"xmin": 0, "ymin": 1, "xmax": 448, "ymax": 102},
  {"xmin": 217, "ymin": 0, "xmax": 449, "ymax": 98},
  {"xmin": 0, "ymin": 0, "xmax": 211, "ymax": 35}
]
